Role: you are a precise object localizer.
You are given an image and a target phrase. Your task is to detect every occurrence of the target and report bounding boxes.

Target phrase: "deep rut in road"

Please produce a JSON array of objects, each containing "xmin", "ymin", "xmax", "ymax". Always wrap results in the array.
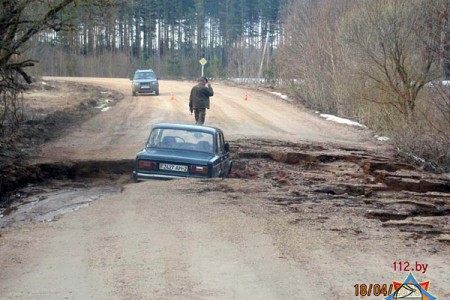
[
  {"xmin": 36, "ymin": 159, "xmax": 135, "ymax": 181},
  {"xmin": 1, "ymin": 139, "xmax": 449, "ymax": 240}
]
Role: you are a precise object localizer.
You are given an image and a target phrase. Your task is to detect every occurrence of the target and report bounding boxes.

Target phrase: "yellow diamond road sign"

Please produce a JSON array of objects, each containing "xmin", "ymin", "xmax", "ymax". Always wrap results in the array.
[{"xmin": 199, "ymin": 58, "xmax": 207, "ymax": 65}]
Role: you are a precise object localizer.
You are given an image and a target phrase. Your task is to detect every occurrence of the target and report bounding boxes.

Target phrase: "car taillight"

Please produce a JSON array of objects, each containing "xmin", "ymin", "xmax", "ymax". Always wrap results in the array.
[
  {"xmin": 138, "ymin": 160, "xmax": 156, "ymax": 170},
  {"xmin": 190, "ymin": 165, "xmax": 208, "ymax": 175}
]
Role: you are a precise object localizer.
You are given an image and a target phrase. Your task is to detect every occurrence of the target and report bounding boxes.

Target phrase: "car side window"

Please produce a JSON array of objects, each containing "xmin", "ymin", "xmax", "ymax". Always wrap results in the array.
[
  {"xmin": 216, "ymin": 132, "xmax": 224, "ymax": 154},
  {"xmin": 147, "ymin": 128, "xmax": 162, "ymax": 147}
]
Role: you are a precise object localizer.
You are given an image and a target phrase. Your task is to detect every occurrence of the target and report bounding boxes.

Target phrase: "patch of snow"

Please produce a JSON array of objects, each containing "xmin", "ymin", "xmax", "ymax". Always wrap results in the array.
[
  {"xmin": 42, "ymin": 81, "xmax": 48, "ymax": 85},
  {"xmin": 320, "ymin": 114, "xmax": 366, "ymax": 128},
  {"xmin": 96, "ymin": 104, "xmax": 106, "ymax": 109},
  {"xmin": 426, "ymin": 80, "xmax": 450, "ymax": 87},
  {"xmin": 101, "ymin": 107, "xmax": 111, "ymax": 112},
  {"xmin": 411, "ymin": 153, "xmax": 426, "ymax": 163},
  {"xmin": 229, "ymin": 77, "xmax": 266, "ymax": 84},
  {"xmin": 375, "ymin": 135, "xmax": 389, "ymax": 142},
  {"xmin": 270, "ymin": 92, "xmax": 289, "ymax": 101}
]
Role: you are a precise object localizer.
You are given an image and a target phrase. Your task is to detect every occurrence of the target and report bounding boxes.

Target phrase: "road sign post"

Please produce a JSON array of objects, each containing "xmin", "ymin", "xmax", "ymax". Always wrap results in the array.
[{"xmin": 199, "ymin": 58, "xmax": 207, "ymax": 77}]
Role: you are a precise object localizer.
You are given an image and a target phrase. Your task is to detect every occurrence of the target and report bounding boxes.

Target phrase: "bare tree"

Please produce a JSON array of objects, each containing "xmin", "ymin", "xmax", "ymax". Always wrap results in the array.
[
  {"xmin": 336, "ymin": 0, "xmax": 449, "ymax": 171},
  {"xmin": 0, "ymin": 0, "xmax": 76, "ymax": 83},
  {"xmin": 340, "ymin": 0, "xmax": 442, "ymax": 123},
  {"xmin": 278, "ymin": 0, "xmax": 449, "ymax": 170},
  {"xmin": 277, "ymin": 0, "xmax": 355, "ymax": 113},
  {"xmin": 0, "ymin": 0, "xmax": 76, "ymax": 132}
]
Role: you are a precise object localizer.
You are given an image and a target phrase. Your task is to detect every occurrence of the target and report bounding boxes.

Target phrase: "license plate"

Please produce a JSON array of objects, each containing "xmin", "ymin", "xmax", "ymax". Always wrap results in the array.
[
  {"xmin": 159, "ymin": 163, "xmax": 188, "ymax": 172},
  {"xmin": 141, "ymin": 85, "xmax": 150, "ymax": 89}
]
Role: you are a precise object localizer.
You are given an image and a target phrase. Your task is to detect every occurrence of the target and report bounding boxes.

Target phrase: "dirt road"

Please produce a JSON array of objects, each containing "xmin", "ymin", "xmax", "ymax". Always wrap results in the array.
[
  {"xmin": 0, "ymin": 78, "xmax": 449, "ymax": 299},
  {"xmin": 36, "ymin": 77, "xmax": 376, "ymax": 162}
]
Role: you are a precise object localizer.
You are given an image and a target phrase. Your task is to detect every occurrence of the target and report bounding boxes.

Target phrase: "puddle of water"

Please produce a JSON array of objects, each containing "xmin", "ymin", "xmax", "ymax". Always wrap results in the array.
[{"xmin": 0, "ymin": 185, "xmax": 121, "ymax": 229}]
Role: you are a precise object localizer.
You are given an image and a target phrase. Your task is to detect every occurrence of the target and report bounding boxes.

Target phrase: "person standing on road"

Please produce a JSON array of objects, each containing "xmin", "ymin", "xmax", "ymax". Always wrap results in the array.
[{"xmin": 189, "ymin": 77, "xmax": 214, "ymax": 125}]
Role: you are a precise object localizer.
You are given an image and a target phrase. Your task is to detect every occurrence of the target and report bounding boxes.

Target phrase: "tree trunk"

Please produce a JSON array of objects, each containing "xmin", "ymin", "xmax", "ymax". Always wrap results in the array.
[{"xmin": 135, "ymin": 10, "xmax": 141, "ymax": 58}]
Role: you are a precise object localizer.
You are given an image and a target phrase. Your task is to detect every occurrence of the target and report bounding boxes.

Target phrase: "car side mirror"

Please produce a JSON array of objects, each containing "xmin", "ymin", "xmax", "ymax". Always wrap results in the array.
[{"xmin": 224, "ymin": 143, "xmax": 230, "ymax": 152}]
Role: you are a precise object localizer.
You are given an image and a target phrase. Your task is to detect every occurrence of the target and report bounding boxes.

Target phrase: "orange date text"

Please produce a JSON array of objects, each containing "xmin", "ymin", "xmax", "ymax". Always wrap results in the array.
[{"xmin": 354, "ymin": 283, "xmax": 394, "ymax": 297}]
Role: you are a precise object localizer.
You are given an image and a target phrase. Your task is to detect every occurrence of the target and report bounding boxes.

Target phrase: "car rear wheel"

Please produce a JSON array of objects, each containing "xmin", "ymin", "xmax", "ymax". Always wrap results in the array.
[{"xmin": 155, "ymin": 89, "xmax": 159, "ymax": 96}]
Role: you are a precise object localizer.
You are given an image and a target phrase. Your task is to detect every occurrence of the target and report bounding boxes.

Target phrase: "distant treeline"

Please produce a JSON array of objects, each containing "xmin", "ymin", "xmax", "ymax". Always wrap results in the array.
[{"xmin": 30, "ymin": 0, "xmax": 285, "ymax": 79}]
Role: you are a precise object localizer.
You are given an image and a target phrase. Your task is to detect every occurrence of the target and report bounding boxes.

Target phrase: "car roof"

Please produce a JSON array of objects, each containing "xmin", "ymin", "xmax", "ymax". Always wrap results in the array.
[
  {"xmin": 135, "ymin": 69, "xmax": 155, "ymax": 73},
  {"xmin": 151, "ymin": 123, "xmax": 221, "ymax": 134}
]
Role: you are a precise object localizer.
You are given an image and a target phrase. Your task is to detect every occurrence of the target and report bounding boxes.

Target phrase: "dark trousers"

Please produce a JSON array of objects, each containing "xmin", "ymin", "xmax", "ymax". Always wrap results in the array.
[{"xmin": 194, "ymin": 108, "xmax": 206, "ymax": 125}]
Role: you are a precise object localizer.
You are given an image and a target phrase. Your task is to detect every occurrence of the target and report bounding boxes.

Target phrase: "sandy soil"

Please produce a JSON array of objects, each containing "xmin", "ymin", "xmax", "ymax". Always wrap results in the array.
[{"xmin": 0, "ymin": 77, "xmax": 448, "ymax": 299}]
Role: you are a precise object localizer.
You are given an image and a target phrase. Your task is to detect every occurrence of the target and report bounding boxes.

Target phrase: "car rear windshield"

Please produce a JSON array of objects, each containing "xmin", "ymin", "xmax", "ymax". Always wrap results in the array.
[
  {"xmin": 147, "ymin": 128, "xmax": 214, "ymax": 152},
  {"xmin": 134, "ymin": 72, "xmax": 156, "ymax": 80}
]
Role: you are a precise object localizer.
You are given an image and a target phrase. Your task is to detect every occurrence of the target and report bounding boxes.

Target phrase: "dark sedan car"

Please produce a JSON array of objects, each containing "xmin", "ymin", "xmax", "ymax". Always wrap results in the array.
[{"xmin": 133, "ymin": 123, "xmax": 232, "ymax": 180}]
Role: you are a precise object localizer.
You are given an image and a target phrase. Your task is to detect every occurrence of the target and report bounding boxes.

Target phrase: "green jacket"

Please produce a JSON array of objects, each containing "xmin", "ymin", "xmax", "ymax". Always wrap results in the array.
[{"xmin": 189, "ymin": 83, "xmax": 214, "ymax": 109}]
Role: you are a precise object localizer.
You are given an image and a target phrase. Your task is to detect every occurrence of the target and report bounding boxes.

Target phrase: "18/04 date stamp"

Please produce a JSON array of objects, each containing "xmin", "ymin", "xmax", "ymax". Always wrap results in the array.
[{"xmin": 354, "ymin": 284, "xmax": 394, "ymax": 297}]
